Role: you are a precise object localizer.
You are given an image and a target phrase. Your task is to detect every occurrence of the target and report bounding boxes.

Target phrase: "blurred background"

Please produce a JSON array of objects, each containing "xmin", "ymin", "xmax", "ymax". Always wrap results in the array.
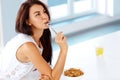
[{"xmin": 0, "ymin": 0, "xmax": 120, "ymax": 50}]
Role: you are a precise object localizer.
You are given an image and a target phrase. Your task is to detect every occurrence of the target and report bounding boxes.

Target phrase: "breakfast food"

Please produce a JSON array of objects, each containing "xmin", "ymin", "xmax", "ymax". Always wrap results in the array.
[{"xmin": 64, "ymin": 68, "xmax": 84, "ymax": 77}]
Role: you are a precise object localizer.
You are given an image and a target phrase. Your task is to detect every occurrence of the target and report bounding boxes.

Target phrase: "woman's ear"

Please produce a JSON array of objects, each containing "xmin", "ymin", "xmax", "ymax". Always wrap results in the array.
[{"xmin": 26, "ymin": 20, "xmax": 32, "ymax": 26}]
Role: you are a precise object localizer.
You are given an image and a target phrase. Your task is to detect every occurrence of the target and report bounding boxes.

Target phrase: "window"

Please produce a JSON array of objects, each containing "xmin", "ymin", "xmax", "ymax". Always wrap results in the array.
[
  {"xmin": 74, "ymin": 0, "xmax": 93, "ymax": 14},
  {"xmin": 48, "ymin": 0, "xmax": 68, "ymax": 20},
  {"xmin": 48, "ymin": 0, "xmax": 95, "ymax": 24}
]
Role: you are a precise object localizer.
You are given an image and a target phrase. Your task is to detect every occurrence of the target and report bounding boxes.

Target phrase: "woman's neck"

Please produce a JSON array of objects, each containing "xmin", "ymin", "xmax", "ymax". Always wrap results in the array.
[{"xmin": 32, "ymin": 29, "xmax": 44, "ymax": 46}]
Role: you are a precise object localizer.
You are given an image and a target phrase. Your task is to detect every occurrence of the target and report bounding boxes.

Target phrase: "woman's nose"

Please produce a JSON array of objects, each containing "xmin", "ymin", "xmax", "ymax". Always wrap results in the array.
[{"xmin": 41, "ymin": 13, "xmax": 48, "ymax": 20}]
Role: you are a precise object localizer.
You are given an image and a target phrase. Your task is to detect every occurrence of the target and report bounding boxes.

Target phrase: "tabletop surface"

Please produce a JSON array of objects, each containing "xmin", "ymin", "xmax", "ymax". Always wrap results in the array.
[{"xmin": 52, "ymin": 31, "xmax": 120, "ymax": 80}]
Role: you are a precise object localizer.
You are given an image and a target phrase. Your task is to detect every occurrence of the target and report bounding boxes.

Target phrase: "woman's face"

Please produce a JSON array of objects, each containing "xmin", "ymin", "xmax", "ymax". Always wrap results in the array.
[{"xmin": 27, "ymin": 4, "xmax": 49, "ymax": 30}]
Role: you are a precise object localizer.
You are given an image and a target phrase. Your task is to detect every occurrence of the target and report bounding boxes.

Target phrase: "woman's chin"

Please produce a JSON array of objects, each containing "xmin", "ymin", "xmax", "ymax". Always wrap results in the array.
[{"xmin": 44, "ymin": 27, "xmax": 49, "ymax": 30}]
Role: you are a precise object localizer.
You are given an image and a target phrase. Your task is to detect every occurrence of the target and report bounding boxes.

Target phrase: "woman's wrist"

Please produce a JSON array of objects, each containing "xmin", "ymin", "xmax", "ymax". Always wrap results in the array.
[{"xmin": 60, "ymin": 45, "xmax": 68, "ymax": 51}]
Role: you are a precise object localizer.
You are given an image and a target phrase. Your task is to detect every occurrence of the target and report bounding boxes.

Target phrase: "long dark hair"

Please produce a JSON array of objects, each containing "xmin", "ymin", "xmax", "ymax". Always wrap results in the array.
[{"xmin": 15, "ymin": 0, "xmax": 52, "ymax": 64}]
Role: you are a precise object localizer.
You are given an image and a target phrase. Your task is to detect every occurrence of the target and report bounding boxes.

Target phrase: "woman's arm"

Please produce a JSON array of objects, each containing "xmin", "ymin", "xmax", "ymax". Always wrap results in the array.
[
  {"xmin": 21, "ymin": 32, "xmax": 68, "ymax": 80},
  {"xmin": 52, "ymin": 32, "xmax": 68, "ymax": 80}
]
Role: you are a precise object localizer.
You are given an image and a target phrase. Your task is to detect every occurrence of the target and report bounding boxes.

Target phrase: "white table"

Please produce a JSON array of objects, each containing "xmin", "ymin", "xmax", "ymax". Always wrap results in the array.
[{"xmin": 52, "ymin": 31, "xmax": 120, "ymax": 80}]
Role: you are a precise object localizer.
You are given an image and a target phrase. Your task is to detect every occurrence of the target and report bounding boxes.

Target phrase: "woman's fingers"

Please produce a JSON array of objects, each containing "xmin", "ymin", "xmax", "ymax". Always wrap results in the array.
[
  {"xmin": 54, "ymin": 32, "xmax": 68, "ymax": 50},
  {"xmin": 56, "ymin": 32, "xmax": 65, "ymax": 41},
  {"xmin": 55, "ymin": 32, "xmax": 67, "ymax": 48}
]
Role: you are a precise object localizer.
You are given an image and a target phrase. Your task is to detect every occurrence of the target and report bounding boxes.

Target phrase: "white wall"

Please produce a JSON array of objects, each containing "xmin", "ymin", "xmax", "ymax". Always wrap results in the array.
[
  {"xmin": 96, "ymin": 0, "xmax": 107, "ymax": 15},
  {"xmin": 113, "ymin": 0, "xmax": 120, "ymax": 16},
  {"xmin": 0, "ymin": 0, "xmax": 3, "ymax": 48},
  {"xmin": 97, "ymin": 0, "xmax": 120, "ymax": 17},
  {"xmin": 107, "ymin": 0, "xmax": 120, "ymax": 16},
  {"xmin": 0, "ymin": 0, "xmax": 22, "ymax": 45}
]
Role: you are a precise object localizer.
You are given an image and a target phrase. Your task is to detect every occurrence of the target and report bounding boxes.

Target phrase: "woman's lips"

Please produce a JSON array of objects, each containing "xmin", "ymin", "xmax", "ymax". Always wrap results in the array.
[{"xmin": 44, "ymin": 21, "xmax": 50, "ymax": 26}]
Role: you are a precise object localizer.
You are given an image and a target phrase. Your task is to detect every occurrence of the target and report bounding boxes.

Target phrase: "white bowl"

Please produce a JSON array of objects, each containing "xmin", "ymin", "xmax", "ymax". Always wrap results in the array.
[{"xmin": 64, "ymin": 75, "xmax": 84, "ymax": 80}]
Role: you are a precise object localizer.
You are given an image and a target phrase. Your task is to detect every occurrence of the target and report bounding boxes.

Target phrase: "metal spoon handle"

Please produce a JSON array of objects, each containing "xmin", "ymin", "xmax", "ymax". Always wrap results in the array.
[{"xmin": 51, "ymin": 27, "xmax": 57, "ymax": 34}]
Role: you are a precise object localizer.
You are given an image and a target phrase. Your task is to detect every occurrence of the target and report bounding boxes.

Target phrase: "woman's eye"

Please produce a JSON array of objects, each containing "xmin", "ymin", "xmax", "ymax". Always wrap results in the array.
[{"xmin": 35, "ymin": 13, "xmax": 40, "ymax": 16}]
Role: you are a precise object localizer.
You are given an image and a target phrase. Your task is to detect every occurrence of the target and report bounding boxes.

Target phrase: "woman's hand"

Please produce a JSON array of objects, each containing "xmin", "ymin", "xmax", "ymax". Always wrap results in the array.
[{"xmin": 55, "ymin": 32, "xmax": 68, "ymax": 50}]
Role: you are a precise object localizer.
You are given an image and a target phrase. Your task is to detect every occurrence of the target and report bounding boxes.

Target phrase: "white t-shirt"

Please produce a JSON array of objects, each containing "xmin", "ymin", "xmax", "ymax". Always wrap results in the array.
[{"xmin": 0, "ymin": 33, "xmax": 42, "ymax": 80}]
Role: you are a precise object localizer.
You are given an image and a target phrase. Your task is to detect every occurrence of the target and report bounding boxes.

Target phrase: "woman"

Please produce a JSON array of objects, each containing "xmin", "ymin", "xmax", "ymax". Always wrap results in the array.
[{"xmin": 0, "ymin": 0, "xmax": 68, "ymax": 80}]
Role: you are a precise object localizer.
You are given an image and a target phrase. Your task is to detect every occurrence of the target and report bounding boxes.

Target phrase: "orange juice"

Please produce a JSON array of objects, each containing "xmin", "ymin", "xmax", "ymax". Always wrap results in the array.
[{"xmin": 96, "ymin": 47, "xmax": 104, "ymax": 56}]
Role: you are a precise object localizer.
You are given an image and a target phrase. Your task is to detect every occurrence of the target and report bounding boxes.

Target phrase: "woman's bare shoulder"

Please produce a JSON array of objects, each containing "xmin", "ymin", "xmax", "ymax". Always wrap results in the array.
[{"xmin": 18, "ymin": 42, "xmax": 40, "ymax": 57}]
